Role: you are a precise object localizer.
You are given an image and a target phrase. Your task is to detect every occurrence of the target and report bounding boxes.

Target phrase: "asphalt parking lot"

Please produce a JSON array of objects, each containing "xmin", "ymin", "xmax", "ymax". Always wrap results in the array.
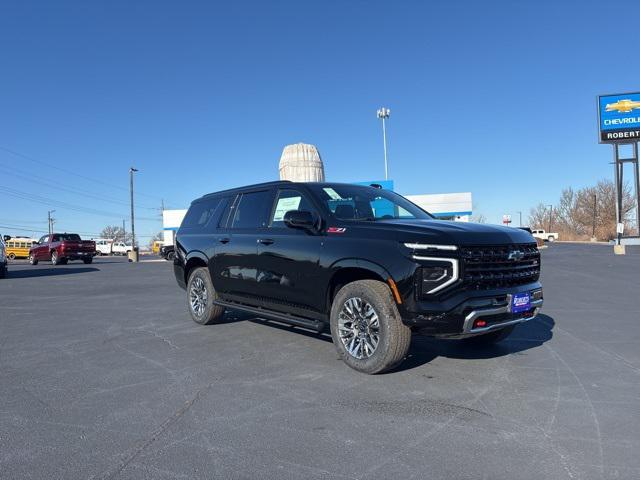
[{"xmin": 1, "ymin": 244, "xmax": 639, "ymax": 479}]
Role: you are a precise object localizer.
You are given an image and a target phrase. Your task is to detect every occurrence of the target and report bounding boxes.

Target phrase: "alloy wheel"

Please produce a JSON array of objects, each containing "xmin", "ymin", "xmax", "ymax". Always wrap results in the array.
[
  {"xmin": 189, "ymin": 277, "xmax": 208, "ymax": 317},
  {"xmin": 338, "ymin": 297, "xmax": 380, "ymax": 359}
]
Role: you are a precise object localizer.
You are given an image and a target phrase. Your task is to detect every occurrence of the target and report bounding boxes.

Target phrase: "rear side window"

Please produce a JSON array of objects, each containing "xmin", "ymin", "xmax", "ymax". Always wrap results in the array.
[
  {"xmin": 230, "ymin": 190, "xmax": 272, "ymax": 229},
  {"xmin": 181, "ymin": 197, "xmax": 227, "ymax": 231}
]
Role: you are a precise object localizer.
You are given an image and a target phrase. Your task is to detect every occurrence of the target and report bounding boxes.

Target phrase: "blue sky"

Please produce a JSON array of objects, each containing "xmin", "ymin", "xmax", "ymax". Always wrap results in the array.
[{"xmin": 1, "ymin": 0, "xmax": 638, "ymax": 240}]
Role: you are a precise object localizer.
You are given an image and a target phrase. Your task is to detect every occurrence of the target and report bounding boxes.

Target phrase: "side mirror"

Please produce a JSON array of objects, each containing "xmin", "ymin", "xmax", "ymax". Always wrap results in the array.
[
  {"xmin": 284, "ymin": 210, "xmax": 316, "ymax": 231},
  {"xmin": 3, "ymin": 235, "xmax": 11, "ymax": 242}
]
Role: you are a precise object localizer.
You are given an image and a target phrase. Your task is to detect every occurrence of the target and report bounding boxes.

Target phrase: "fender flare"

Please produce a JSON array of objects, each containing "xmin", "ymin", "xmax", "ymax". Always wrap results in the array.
[
  {"xmin": 325, "ymin": 258, "xmax": 395, "ymax": 307},
  {"xmin": 183, "ymin": 251, "xmax": 208, "ymax": 281},
  {"xmin": 328, "ymin": 258, "xmax": 393, "ymax": 282}
]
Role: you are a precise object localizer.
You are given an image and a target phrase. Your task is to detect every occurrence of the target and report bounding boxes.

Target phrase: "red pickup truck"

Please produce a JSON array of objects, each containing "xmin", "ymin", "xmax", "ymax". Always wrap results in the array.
[{"xmin": 29, "ymin": 233, "xmax": 96, "ymax": 265}]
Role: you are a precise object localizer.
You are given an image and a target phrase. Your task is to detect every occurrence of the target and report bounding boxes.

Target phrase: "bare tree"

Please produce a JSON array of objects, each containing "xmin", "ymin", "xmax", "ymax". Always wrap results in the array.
[
  {"xmin": 100, "ymin": 225, "xmax": 132, "ymax": 244},
  {"xmin": 528, "ymin": 203, "xmax": 549, "ymax": 230},
  {"xmin": 528, "ymin": 179, "xmax": 634, "ymax": 241},
  {"xmin": 470, "ymin": 213, "xmax": 487, "ymax": 224}
]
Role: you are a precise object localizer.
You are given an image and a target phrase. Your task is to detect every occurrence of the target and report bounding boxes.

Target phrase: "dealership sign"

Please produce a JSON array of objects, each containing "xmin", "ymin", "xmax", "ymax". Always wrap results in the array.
[{"xmin": 598, "ymin": 92, "xmax": 640, "ymax": 143}]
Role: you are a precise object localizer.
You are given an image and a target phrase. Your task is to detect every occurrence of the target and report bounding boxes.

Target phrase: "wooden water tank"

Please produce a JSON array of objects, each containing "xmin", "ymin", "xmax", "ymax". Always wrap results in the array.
[{"xmin": 279, "ymin": 143, "xmax": 325, "ymax": 182}]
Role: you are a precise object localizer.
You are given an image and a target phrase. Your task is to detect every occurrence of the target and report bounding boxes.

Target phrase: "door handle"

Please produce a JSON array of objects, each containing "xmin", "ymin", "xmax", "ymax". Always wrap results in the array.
[
  {"xmin": 218, "ymin": 237, "xmax": 230, "ymax": 244},
  {"xmin": 257, "ymin": 238, "xmax": 274, "ymax": 245}
]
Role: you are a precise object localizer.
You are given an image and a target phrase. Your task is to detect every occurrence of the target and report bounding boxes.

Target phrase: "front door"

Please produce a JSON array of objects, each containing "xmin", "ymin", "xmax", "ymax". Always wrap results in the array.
[
  {"xmin": 254, "ymin": 188, "xmax": 324, "ymax": 316},
  {"xmin": 211, "ymin": 189, "xmax": 274, "ymax": 305},
  {"xmin": 33, "ymin": 235, "xmax": 49, "ymax": 259}
]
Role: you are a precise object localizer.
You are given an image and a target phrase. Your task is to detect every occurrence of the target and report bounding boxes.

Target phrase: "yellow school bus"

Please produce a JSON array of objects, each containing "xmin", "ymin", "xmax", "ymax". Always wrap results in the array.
[
  {"xmin": 152, "ymin": 240, "xmax": 164, "ymax": 255},
  {"xmin": 5, "ymin": 238, "xmax": 38, "ymax": 260}
]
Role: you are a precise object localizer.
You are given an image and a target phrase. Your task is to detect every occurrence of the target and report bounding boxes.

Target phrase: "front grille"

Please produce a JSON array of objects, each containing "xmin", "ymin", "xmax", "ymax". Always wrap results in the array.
[{"xmin": 460, "ymin": 243, "xmax": 540, "ymax": 290}]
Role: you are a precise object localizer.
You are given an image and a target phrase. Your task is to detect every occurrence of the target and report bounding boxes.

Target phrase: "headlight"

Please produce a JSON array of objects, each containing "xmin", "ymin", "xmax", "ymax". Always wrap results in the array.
[
  {"xmin": 404, "ymin": 243, "xmax": 458, "ymax": 251},
  {"xmin": 416, "ymin": 257, "xmax": 459, "ymax": 295}
]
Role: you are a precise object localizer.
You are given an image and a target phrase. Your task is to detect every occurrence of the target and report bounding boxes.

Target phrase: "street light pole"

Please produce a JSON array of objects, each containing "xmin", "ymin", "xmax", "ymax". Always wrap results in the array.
[
  {"xmin": 377, "ymin": 107, "xmax": 390, "ymax": 180},
  {"xmin": 129, "ymin": 167, "xmax": 138, "ymax": 261},
  {"xmin": 547, "ymin": 204, "xmax": 553, "ymax": 233},
  {"xmin": 517, "ymin": 211, "xmax": 522, "ymax": 227}
]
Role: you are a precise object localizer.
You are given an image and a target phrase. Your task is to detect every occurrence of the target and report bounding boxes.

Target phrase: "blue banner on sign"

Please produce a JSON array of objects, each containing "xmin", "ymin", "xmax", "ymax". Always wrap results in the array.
[{"xmin": 599, "ymin": 93, "xmax": 640, "ymax": 132}]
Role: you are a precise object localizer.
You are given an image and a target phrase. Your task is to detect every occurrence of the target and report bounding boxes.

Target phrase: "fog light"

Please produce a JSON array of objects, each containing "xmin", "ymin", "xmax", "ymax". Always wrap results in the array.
[{"xmin": 474, "ymin": 319, "xmax": 487, "ymax": 328}]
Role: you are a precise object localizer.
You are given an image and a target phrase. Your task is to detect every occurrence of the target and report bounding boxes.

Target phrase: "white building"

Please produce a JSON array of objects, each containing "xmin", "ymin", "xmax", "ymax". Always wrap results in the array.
[
  {"xmin": 162, "ymin": 209, "xmax": 187, "ymax": 246},
  {"xmin": 404, "ymin": 192, "xmax": 472, "ymax": 222}
]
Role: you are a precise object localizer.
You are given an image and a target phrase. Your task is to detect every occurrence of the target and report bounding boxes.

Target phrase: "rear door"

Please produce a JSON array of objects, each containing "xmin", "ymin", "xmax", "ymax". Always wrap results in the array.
[{"xmin": 211, "ymin": 189, "xmax": 274, "ymax": 304}]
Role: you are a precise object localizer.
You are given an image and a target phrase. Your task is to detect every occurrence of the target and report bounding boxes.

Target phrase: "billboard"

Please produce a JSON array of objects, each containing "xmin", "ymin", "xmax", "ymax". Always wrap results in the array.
[{"xmin": 598, "ymin": 92, "xmax": 640, "ymax": 143}]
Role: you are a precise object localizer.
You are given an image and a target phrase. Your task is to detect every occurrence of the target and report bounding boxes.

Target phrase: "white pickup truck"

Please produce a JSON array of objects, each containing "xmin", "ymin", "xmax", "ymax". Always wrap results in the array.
[
  {"xmin": 531, "ymin": 229, "xmax": 559, "ymax": 242},
  {"xmin": 111, "ymin": 242, "xmax": 133, "ymax": 256}
]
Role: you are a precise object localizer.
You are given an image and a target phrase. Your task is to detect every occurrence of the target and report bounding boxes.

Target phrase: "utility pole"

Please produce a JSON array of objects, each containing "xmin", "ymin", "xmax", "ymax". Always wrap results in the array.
[
  {"xmin": 129, "ymin": 167, "xmax": 138, "ymax": 261},
  {"xmin": 517, "ymin": 211, "xmax": 522, "ymax": 227},
  {"xmin": 547, "ymin": 205, "xmax": 553, "ymax": 233},
  {"xmin": 377, "ymin": 107, "xmax": 390, "ymax": 180},
  {"xmin": 122, "ymin": 219, "xmax": 126, "ymax": 242},
  {"xmin": 592, "ymin": 193, "xmax": 597, "ymax": 239},
  {"xmin": 47, "ymin": 210, "xmax": 56, "ymax": 236}
]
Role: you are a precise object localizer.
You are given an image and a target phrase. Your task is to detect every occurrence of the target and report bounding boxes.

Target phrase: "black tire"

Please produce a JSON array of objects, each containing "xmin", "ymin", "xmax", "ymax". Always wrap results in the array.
[
  {"xmin": 547, "ymin": 236, "xmax": 555, "ymax": 242},
  {"xmin": 29, "ymin": 254, "xmax": 38, "ymax": 265},
  {"xmin": 463, "ymin": 325, "xmax": 515, "ymax": 346},
  {"xmin": 59, "ymin": 258, "xmax": 68, "ymax": 265},
  {"xmin": 7, "ymin": 253, "xmax": 16, "ymax": 260},
  {"xmin": 329, "ymin": 279, "xmax": 411, "ymax": 374},
  {"xmin": 51, "ymin": 251, "xmax": 60, "ymax": 265},
  {"xmin": 166, "ymin": 251, "xmax": 175, "ymax": 261},
  {"xmin": 186, "ymin": 267, "xmax": 225, "ymax": 325},
  {"xmin": 83, "ymin": 258, "xmax": 92, "ymax": 264}
]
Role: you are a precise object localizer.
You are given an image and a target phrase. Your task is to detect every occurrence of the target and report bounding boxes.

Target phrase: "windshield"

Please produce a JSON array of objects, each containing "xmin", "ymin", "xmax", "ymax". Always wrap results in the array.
[{"xmin": 308, "ymin": 184, "xmax": 433, "ymax": 221}]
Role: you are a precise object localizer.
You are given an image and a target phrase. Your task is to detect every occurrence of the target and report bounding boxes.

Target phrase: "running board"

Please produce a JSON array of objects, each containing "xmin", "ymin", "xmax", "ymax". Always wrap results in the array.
[{"xmin": 214, "ymin": 300, "xmax": 325, "ymax": 333}]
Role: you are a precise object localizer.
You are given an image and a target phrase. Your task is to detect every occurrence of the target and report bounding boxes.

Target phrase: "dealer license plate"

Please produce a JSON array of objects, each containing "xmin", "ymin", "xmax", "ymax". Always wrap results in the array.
[{"xmin": 511, "ymin": 292, "xmax": 531, "ymax": 313}]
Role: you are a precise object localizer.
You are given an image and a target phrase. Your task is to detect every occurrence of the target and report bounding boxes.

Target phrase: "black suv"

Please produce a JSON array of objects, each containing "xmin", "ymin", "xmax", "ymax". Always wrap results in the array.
[{"xmin": 174, "ymin": 181, "xmax": 543, "ymax": 374}]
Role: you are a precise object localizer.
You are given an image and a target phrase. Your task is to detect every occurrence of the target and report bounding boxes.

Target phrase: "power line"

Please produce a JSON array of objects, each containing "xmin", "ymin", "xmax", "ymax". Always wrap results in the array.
[
  {"xmin": 0, "ymin": 163, "xmax": 159, "ymax": 210},
  {"xmin": 0, "ymin": 145, "xmax": 174, "ymax": 203},
  {"xmin": 0, "ymin": 185, "xmax": 160, "ymax": 221}
]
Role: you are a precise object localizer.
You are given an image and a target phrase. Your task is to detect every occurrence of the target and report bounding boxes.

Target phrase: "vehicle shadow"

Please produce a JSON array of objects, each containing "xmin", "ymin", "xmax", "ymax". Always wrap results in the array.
[
  {"xmin": 394, "ymin": 314, "xmax": 556, "ymax": 373},
  {"xmin": 7, "ymin": 267, "xmax": 100, "ymax": 278},
  {"xmin": 221, "ymin": 308, "xmax": 555, "ymax": 372}
]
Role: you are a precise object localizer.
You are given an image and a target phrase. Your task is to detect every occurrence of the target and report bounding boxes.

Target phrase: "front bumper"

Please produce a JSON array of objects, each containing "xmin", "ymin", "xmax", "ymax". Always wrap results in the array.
[{"xmin": 403, "ymin": 284, "xmax": 543, "ymax": 338}]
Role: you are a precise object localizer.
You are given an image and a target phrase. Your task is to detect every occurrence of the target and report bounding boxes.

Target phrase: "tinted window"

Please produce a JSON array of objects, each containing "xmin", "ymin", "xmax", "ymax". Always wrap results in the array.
[
  {"xmin": 53, "ymin": 234, "xmax": 81, "ymax": 242},
  {"xmin": 307, "ymin": 184, "xmax": 432, "ymax": 221},
  {"xmin": 231, "ymin": 190, "xmax": 272, "ymax": 229},
  {"xmin": 270, "ymin": 189, "xmax": 317, "ymax": 228},
  {"xmin": 182, "ymin": 197, "xmax": 224, "ymax": 230}
]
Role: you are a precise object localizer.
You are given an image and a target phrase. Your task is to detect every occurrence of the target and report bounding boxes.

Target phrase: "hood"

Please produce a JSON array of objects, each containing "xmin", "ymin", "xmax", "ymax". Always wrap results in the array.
[{"xmin": 347, "ymin": 219, "xmax": 535, "ymax": 245}]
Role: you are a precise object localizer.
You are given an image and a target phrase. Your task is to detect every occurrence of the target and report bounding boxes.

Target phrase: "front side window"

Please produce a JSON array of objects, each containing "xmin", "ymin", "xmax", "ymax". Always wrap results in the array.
[
  {"xmin": 307, "ymin": 184, "xmax": 433, "ymax": 221},
  {"xmin": 231, "ymin": 190, "xmax": 272, "ymax": 229},
  {"xmin": 39, "ymin": 235, "xmax": 49, "ymax": 244},
  {"xmin": 270, "ymin": 189, "xmax": 317, "ymax": 228}
]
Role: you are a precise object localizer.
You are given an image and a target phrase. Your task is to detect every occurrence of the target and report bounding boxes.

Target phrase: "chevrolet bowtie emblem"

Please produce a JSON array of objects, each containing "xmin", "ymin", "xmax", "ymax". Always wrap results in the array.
[
  {"xmin": 605, "ymin": 99, "xmax": 640, "ymax": 114},
  {"xmin": 507, "ymin": 250, "xmax": 524, "ymax": 261}
]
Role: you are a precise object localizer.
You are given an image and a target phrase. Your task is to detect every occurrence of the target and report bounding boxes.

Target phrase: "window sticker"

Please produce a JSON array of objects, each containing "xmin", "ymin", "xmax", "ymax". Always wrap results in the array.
[
  {"xmin": 273, "ymin": 196, "xmax": 302, "ymax": 222},
  {"xmin": 323, "ymin": 187, "xmax": 343, "ymax": 200}
]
